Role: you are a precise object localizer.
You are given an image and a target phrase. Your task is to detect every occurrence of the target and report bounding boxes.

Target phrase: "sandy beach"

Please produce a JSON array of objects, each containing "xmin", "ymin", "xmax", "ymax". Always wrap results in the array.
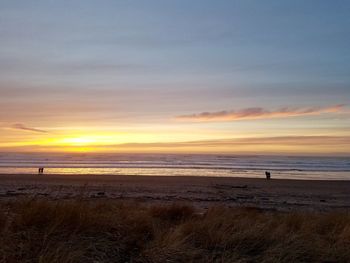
[{"xmin": 1, "ymin": 173, "xmax": 349, "ymax": 211}]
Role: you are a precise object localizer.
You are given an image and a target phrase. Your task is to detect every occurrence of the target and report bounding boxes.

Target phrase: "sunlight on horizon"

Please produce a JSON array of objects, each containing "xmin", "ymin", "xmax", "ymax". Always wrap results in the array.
[{"xmin": 0, "ymin": 129, "xmax": 348, "ymax": 155}]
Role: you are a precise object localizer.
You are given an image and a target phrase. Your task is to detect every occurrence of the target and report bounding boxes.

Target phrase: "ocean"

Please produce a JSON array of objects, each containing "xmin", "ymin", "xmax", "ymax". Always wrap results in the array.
[{"xmin": 0, "ymin": 153, "xmax": 349, "ymax": 180}]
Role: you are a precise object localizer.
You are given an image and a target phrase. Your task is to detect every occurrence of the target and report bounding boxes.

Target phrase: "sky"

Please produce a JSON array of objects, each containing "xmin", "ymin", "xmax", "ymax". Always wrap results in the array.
[{"xmin": 0, "ymin": 0, "xmax": 350, "ymax": 155}]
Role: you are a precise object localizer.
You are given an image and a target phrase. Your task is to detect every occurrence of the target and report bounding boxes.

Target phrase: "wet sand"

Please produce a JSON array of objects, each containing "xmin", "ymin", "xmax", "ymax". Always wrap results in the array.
[{"xmin": 0, "ymin": 173, "xmax": 350, "ymax": 211}]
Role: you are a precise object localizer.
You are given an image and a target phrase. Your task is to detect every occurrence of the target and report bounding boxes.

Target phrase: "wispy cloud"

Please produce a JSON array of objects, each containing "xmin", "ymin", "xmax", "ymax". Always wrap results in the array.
[
  {"xmin": 176, "ymin": 104, "xmax": 346, "ymax": 122},
  {"xmin": 11, "ymin": 123, "xmax": 48, "ymax": 133},
  {"xmin": 113, "ymin": 136, "xmax": 350, "ymax": 148},
  {"xmin": 2, "ymin": 136, "xmax": 349, "ymax": 155}
]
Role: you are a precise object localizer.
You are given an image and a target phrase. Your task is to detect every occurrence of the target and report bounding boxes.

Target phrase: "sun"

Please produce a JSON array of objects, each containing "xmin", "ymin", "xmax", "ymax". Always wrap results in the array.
[{"xmin": 60, "ymin": 137, "xmax": 98, "ymax": 147}]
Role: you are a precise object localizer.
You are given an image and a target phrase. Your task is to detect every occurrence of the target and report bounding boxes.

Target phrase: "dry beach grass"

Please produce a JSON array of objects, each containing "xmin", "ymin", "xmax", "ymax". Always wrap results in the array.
[{"xmin": 0, "ymin": 199, "xmax": 350, "ymax": 263}]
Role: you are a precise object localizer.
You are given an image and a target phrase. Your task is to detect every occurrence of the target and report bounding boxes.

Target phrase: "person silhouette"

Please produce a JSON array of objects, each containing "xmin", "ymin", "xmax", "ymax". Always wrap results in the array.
[{"xmin": 265, "ymin": 171, "xmax": 271, "ymax": 180}]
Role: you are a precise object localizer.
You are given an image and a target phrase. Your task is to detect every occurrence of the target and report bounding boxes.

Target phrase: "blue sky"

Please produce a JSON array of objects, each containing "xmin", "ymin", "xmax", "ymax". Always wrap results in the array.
[{"xmin": 0, "ymin": 1, "xmax": 349, "ymax": 154}]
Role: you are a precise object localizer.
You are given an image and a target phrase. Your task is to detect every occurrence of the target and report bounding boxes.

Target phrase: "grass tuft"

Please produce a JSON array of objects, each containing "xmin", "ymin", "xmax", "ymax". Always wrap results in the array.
[{"xmin": 0, "ymin": 199, "xmax": 349, "ymax": 262}]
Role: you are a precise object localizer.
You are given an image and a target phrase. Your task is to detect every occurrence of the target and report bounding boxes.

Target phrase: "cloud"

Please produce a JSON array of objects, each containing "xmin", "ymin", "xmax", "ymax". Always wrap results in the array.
[
  {"xmin": 112, "ymin": 136, "xmax": 350, "ymax": 148},
  {"xmin": 2, "ymin": 135, "xmax": 349, "ymax": 155},
  {"xmin": 11, "ymin": 123, "xmax": 48, "ymax": 133},
  {"xmin": 176, "ymin": 104, "xmax": 346, "ymax": 122}
]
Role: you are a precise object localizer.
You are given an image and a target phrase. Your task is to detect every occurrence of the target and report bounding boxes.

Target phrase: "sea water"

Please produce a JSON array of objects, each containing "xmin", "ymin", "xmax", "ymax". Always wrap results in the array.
[{"xmin": 0, "ymin": 152, "xmax": 349, "ymax": 180}]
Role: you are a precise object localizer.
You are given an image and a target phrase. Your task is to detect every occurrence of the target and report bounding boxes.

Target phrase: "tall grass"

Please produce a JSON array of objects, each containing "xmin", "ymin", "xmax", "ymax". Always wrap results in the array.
[{"xmin": 0, "ymin": 199, "xmax": 349, "ymax": 262}]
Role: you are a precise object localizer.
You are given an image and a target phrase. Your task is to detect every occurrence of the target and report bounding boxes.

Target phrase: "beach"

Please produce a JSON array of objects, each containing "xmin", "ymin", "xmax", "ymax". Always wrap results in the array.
[{"xmin": 1, "ymin": 173, "xmax": 349, "ymax": 211}]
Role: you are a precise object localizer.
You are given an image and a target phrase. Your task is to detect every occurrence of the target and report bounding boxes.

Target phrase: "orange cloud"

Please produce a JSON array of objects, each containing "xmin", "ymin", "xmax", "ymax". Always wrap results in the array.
[
  {"xmin": 176, "ymin": 104, "xmax": 346, "ymax": 122},
  {"xmin": 4, "ymin": 135, "xmax": 348, "ymax": 155}
]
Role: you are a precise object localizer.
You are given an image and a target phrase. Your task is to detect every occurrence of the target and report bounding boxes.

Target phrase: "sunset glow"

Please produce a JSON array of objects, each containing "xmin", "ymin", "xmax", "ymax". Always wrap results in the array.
[{"xmin": 0, "ymin": 1, "xmax": 349, "ymax": 156}]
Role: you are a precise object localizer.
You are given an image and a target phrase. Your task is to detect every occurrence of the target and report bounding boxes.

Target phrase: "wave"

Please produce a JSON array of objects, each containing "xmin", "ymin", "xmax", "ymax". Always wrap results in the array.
[{"xmin": 0, "ymin": 153, "xmax": 349, "ymax": 170}]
